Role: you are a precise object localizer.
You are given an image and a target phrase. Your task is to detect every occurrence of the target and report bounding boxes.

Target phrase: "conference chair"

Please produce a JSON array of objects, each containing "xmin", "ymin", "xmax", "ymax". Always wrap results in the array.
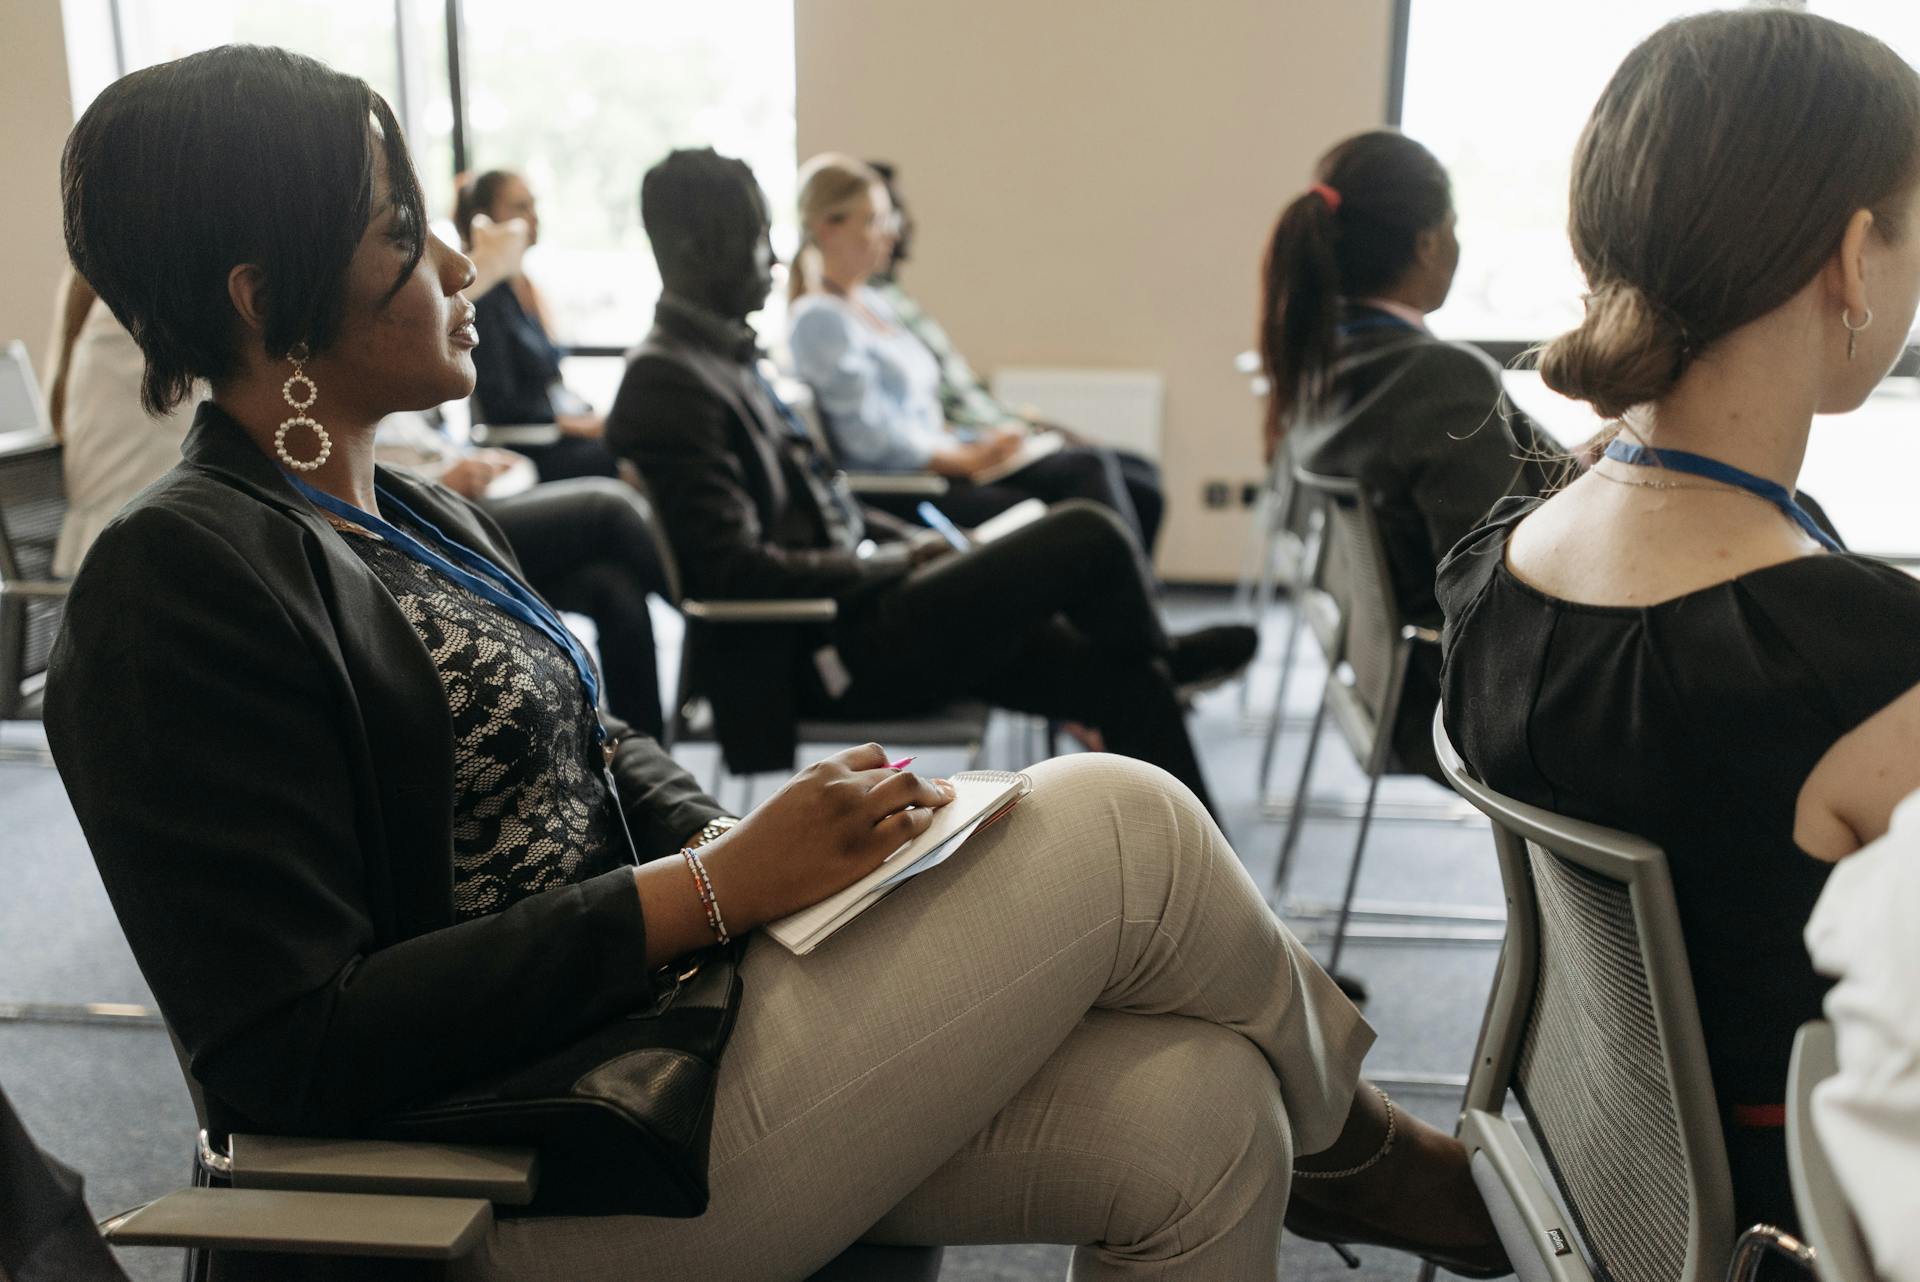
[
  {"xmin": 1726, "ymin": 1020, "xmax": 1873, "ymax": 1282},
  {"xmin": 615, "ymin": 463, "xmax": 987, "ymax": 808},
  {"xmin": 0, "ymin": 342, "xmax": 68, "ymax": 759},
  {"xmin": 1431, "ymin": 712, "xmax": 1736, "ymax": 1282},
  {"xmin": 100, "ymin": 1026, "xmax": 943, "ymax": 1280},
  {"xmin": 1270, "ymin": 469, "xmax": 1499, "ymax": 973}
]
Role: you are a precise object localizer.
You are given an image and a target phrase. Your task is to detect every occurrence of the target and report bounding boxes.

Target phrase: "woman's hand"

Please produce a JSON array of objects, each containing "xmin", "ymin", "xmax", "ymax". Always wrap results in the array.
[
  {"xmin": 466, "ymin": 213, "xmax": 530, "ymax": 297},
  {"xmin": 697, "ymin": 744, "xmax": 954, "ymax": 928},
  {"xmin": 930, "ymin": 428, "xmax": 1025, "ymax": 478},
  {"xmin": 633, "ymin": 745, "xmax": 953, "ymax": 965},
  {"xmin": 439, "ymin": 450, "xmax": 520, "ymax": 499},
  {"xmin": 556, "ymin": 411, "xmax": 605, "ymax": 439}
]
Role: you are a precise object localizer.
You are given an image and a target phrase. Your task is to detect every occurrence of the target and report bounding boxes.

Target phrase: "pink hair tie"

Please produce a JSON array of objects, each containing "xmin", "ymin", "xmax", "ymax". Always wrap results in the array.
[{"xmin": 1309, "ymin": 182, "xmax": 1343, "ymax": 213}]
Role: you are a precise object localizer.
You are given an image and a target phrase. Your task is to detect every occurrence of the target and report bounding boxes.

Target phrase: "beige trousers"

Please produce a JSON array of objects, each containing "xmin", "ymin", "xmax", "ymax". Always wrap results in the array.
[{"xmin": 455, "ymin": 754, "xmax": 1373, "ymax": 1281}]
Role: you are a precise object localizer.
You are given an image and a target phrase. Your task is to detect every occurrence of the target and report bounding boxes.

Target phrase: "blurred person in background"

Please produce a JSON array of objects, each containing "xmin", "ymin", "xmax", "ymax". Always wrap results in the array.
[
  {"xmin": 455, "ymin": 168, "xmax": 618, "ymax": 480},
  {"xmin": 865, "ymin": 159, "xmax": 1165, "ymax": 556},
  {"xmin": 787, "ymin": 153, "xmax": 1158, "ymax": 552}
]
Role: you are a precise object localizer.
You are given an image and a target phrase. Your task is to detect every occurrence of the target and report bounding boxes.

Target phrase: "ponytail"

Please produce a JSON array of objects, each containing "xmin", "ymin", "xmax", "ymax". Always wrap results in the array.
[
  {"xmin": 1256, "ymin": 130, "xmax": 1453, "ymax": 448},
  {"xmin": 1260, "ymin": 191, "xmax": 1343, "ymax": 444}
]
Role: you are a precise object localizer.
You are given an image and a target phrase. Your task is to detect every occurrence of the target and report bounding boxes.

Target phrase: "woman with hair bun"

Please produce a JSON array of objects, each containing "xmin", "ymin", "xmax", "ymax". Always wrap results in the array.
[
  {"xmin": 1259, "ymin": 129, "xmax": 1555, "ymax": 782},
  {"xmin": 1440, "ymin": 8, "xmax": 1920, "ymax": 1233}
]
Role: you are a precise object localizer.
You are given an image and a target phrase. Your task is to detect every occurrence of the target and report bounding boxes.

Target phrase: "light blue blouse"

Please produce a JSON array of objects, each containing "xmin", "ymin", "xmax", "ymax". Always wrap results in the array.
[{"xmin": 788, "ymin": 288, "xmax": 949, "ymax": 471}]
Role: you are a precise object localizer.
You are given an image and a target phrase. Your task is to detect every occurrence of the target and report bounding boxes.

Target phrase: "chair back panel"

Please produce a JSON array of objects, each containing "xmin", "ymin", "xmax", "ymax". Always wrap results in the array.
[
  {"xmin": 1294, "ymin": 468, "xmax": 1406, "ymax": 759},
  {"xmin": 1787, "ymin": 1021, "xmax": 1876, "ymax": 1282},
  {"xmin": 0, "ymin": 438, "xmax": 68, "ymax": 719},
  {"xmin": 1320, "ymin": 492, "xmax": 1399, "ymax": 720},
  {"xmin": 1513, "ymin": 842, "xmax": 1690, "ymax": 1282},
  {"xmin": 1436, "ymin": 714, "xmax": 1733, "ymax": 1282}
]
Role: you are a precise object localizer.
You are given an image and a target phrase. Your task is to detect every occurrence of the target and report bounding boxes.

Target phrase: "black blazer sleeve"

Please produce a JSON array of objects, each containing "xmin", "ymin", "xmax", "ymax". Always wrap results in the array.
[
  {"xmin": 46, "ymin": 502, "xmax": 687, "ymax": 1135},
  {"xmin": 1397, "ymin": 344, "xmax": 1557, "ymax": 571},
  {"xmin": 606, "ymin": 356, "xmax": 902, "ymax": 601}
]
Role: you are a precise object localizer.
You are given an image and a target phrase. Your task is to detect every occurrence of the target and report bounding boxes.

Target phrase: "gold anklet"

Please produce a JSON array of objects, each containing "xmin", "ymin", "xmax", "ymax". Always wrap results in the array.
[{"xmin": 1294, "ymin": 1087, "xmax": 1395, "ymax": 1180}]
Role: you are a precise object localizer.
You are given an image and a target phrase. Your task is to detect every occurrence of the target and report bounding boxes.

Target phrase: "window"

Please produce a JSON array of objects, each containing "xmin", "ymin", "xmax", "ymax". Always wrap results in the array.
[
  {"xmin": 1398, "ymin": 0, "xmax": 1920, "ymax": 342},
  {"xmin": 73, "ymin": 0, "xmax": 797, "ymax": 350},
  {"xmin": 459, "ymin": 0, "xmax": 796, "ymax": 348}
]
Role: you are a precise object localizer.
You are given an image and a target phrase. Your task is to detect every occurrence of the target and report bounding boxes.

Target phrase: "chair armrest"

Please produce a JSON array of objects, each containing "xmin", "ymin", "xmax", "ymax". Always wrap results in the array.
[
  {"xmin": 841, "ymin": 472, "xmax": 949, "ymax": 497},
  {"xmin": 681, "ymin": 597, "xmax": 839, "ymax": 623},
  {"xmin": 228, "ymin": 1134, "xmax": 538, "ymax": 1205},
  {"xmin": 99, "ymin": 1187, "xmax": 493, "ymax": 1260},
  {"xmin": 470, "ymin": 422, "xmax": 563, "ymax": 447},
  {"xmin": 2, "ymin": 581, "xmax": 68, "ymax": 599}
]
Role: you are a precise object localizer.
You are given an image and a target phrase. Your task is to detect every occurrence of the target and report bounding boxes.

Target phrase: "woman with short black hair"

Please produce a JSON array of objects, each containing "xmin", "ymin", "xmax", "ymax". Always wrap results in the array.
[{"xmin": 49, "ymin": 45, "xmax": 1500, "ymax": 1280}]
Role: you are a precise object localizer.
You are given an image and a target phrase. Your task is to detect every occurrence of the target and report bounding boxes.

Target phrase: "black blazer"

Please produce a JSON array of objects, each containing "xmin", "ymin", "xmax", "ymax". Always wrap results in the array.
[
  {"xmin": 1287, "ymin": 306, "xmax": 1558, "ymax": 628},
  {"xmin": 45, "ymin": 403, "xmax": 724, "ymax": 1139},
  {"xmin": 606, "ymin": 307, "xmax": 911, "ymax": 772}
]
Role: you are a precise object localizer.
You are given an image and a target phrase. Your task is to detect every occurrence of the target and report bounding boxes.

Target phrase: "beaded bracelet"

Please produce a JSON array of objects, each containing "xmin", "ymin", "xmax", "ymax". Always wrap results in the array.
[{"xmin": 680, "ymin": 846, "xmax": 730, "ymax": 945}]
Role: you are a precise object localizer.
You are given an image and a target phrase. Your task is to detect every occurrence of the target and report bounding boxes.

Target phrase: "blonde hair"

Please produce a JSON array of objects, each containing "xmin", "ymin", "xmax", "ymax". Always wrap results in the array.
[{"xmin": 790, "ymin": 152, "xmax": 884, "ymax": 303}]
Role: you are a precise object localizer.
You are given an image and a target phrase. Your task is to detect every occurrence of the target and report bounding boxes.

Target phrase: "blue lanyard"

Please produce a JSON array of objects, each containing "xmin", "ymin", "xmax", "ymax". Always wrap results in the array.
[
  {"xmin": 286, "ymin": 473, "xmax": 606, "ymax": 739},
  {"xmin": 752, "ymin": 367, "xmax": 815, "ymax": 444},
  {"xmin": 1601, "ymin": 439, "xmax": 1842, "ymax": 553}
]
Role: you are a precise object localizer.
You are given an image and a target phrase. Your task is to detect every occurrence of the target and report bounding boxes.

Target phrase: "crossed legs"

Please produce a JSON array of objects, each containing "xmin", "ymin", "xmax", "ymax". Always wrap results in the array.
[{"xmin": 456, "ymin": 754, "xmax": 1371, "ymax": 1281}]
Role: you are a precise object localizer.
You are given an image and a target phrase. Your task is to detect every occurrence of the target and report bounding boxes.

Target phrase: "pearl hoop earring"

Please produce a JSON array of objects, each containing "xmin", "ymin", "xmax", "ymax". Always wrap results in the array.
[
  {"xmin": 1842, "ymin": 306, "xmax": 1874, "ymax": 362},
  {"xmin": 274, "ymin": 344, "xmax": 332, "ymax": 472}
]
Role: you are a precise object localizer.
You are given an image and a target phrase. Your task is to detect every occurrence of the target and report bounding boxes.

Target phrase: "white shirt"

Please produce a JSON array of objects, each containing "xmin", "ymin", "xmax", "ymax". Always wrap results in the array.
[
  {"xmin": 1804, "ymin": 788, "xmax": 1920, "ymax": 1282},
  {"xmin": 52, "ymin": 300, "xmax": 197, "ymax": 577},
  {"xmin": 787, "ymin": 287, "xmax": 947, "ymax": 471}
]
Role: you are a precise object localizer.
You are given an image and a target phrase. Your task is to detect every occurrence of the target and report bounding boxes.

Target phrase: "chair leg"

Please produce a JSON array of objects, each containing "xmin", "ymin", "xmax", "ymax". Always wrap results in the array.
[
  {"xmin": 1326, "ymin": 763, "xmax": 1384, "ymax": 975},
  {"xmin": 1256, "ymin": 595, "xmax": 1309, "ymax": 796},
  {"xmin": 1272, "ymin": 673, "xmax": 1333, "ymax": 901},
  {"xmin": 1728, "ymin": 1225, "xmax": 1816, "ymax": 1281}
]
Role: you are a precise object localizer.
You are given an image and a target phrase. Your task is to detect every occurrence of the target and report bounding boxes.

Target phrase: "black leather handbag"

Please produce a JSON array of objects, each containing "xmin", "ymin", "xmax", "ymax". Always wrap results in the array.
[{"xmin": 376, "ymin": 942, "xmax": 744, "ymax": 1217}]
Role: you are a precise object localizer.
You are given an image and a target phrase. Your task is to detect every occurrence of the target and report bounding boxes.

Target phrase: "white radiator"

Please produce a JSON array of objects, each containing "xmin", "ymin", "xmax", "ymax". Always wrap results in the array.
[{"xmin": 989, "ymin": 368, "xmax": 1164, "ymax": 460}]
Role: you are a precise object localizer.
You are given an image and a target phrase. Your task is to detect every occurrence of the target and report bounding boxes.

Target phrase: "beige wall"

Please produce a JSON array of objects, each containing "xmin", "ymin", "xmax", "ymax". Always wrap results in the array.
[
  {"xmin": 2, "ymin": 0, "xmax": 75, "ymax": 388},
  {"xmin": 796, "ymin": 0, "xmax": 1395, "ymax": 580}
]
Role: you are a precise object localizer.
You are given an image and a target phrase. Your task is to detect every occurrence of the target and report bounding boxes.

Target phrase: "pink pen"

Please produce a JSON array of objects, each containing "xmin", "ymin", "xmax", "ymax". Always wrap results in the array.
[{"xmin": 888, "ymin": 756, "xmax": 915, "ymax": 770}]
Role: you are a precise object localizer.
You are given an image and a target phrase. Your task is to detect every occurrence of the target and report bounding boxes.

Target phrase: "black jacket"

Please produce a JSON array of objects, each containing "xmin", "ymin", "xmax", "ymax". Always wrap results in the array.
[
  {"xmin": 605, "ymin": 301, "xmax": 911, "ymax": 771},
  {"xmin": 45, "ymin": 403, "xmax": 724, "ymax": 1139},
  {"xmin": 1287, "ymin": 305, "xmax": 1559, "ymax": 628},
  {"xmin": 470, "ymin": 281, "xmax": 565, "ymax": 425}
]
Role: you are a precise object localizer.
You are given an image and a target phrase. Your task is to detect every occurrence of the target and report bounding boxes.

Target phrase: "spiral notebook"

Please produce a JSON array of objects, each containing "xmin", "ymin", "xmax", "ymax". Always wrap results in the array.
[{"xmin": 766, "ymin": 770, "xmax": 1032, "ymax": 955}]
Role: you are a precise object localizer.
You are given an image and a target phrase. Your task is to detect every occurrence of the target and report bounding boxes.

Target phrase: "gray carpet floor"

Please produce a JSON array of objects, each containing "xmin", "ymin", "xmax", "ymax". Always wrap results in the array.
[{"xmin": 0, "ymin": 588, "xmax": 1502, "ymax": 1281}]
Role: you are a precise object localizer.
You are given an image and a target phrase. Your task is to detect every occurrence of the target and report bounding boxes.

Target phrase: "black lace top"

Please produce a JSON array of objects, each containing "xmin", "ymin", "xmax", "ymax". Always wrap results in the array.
[{"xmin": 338, "ymin": 520, "xmax": 622, "ymax": 922}]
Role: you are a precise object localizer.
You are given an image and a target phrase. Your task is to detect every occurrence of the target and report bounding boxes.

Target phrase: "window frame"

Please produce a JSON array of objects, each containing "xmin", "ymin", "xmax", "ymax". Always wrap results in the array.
[{"xmin": 1386, "ymin": 0, "xmax": 1919, "ymax": 373}]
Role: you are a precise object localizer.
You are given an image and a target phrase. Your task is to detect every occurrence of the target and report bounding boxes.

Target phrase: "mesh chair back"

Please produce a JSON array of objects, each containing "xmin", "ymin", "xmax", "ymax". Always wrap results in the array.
[
  {"xmin": 0, "ymin": 437, "xmax": 68, "ymax": 720},
  {"xmin": 1436, "ymin": 714, "xmax": 1733, "ymax": 1282},
  {"xmin": 1292, "ymin": 468, "xmax": 1406, "ymax": 739}
]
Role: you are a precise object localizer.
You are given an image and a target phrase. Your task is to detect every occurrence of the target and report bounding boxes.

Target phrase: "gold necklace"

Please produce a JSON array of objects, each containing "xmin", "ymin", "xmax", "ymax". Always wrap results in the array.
[{"xmin": 1589, "ymin": 462, "xmax": 1773, "ymax": 504}]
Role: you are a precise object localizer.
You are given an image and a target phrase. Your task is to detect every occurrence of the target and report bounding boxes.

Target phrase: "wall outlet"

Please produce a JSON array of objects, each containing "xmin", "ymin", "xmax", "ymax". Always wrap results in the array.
[
  {"xmin": 1203, "ymin": 481, "xmax": 1230, "ymax": 509},
  {"xmin": 1240, "ymin": 482, "xmax": 1262, "ymax": 508}
]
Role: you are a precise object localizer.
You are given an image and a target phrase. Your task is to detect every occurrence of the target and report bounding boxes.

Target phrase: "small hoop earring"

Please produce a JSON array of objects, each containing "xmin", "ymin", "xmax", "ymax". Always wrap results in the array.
[
  {"xmin": 275, "ymin": 344, "xmax": 332, "ymax": 472},
  {"xmin": 1842, "ymin": 306, "xmax": 1874, "ymax": 362}
]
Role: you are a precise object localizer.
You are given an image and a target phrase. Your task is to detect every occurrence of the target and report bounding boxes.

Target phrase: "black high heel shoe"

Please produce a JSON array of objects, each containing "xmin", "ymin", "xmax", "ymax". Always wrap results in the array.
[
  {"xmin": 1286, "ymin": 1088, "xmax": 1512, "ymax": 1279},
  {"xmin": 1285, "ymin": 1200, "xmax": 1512, "ymax": 1278}
]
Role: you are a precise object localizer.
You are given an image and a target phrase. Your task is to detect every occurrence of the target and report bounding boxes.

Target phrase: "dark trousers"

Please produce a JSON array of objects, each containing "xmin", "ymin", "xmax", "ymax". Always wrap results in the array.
[
  {"xmin": 509, "ymin": 436, "xmax": 621, "ymax": 483},
  {"xmin": 831, "ymin": 501, "xmax": 1213, "ymax": 818},
  {"xmin": 872, "ymin": 445, "xmax": 1166, "ymax": 555},
  {"xmin": 487, "ymin": 478, "xmax": 666, "ymax": 739}
]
